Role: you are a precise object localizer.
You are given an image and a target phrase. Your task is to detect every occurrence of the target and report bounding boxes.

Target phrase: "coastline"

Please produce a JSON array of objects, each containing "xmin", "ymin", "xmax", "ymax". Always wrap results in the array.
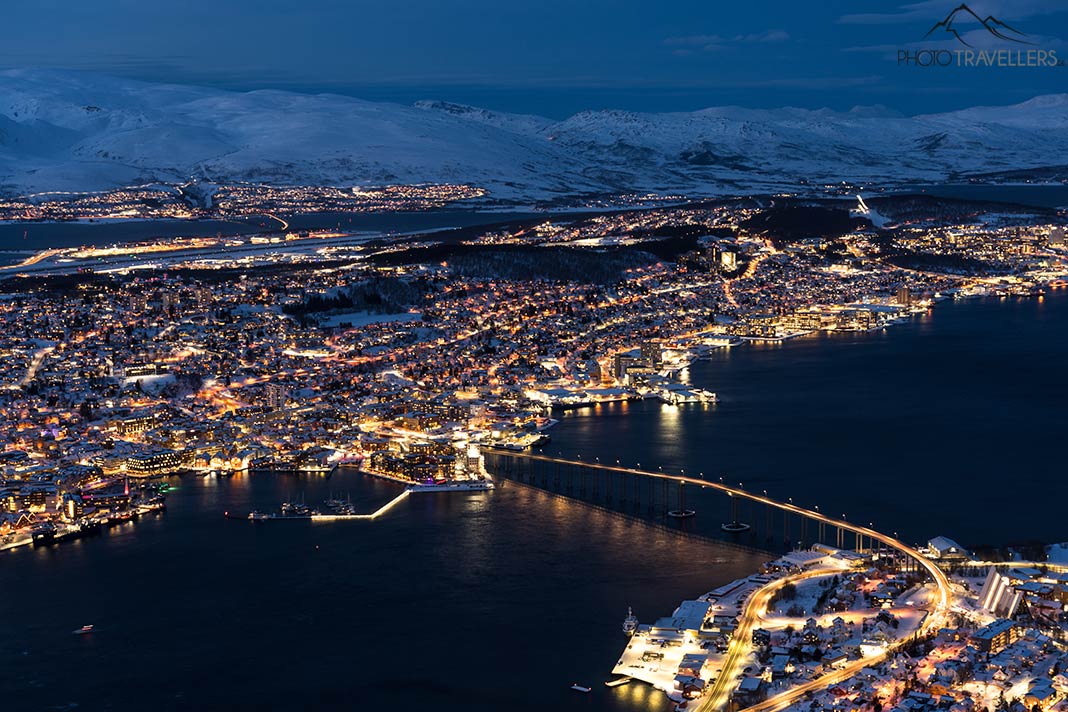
[{"xmin": 541, "ymin": 289, "xmax": 1068, "ymax": 549}]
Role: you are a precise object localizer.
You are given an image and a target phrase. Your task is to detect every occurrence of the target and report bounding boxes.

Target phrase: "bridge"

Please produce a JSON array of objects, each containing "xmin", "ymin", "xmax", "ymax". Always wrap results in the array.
[{"xmin": 484, "ymin": 449, "xmax": 953, "ymax": 712}]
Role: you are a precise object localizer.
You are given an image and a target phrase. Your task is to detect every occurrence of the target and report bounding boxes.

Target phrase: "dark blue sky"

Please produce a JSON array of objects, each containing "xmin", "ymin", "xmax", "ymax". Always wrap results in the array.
[{"xmin": 3, "ymin": 0, "xmax": 1067, "ymax": 117}]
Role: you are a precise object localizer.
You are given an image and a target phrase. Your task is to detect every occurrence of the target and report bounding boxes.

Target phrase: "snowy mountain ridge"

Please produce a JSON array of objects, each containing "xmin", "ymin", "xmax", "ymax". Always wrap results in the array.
[{"xmin": 2, "ymin": 68, "xmax": 1067, "ymax": 201}]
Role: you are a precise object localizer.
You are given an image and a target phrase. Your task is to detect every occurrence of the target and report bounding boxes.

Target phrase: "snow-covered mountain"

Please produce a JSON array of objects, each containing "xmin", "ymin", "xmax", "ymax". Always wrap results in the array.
[{"xmin": 2, "ymin": 68, "xmax": 1067, "ymax": 201}]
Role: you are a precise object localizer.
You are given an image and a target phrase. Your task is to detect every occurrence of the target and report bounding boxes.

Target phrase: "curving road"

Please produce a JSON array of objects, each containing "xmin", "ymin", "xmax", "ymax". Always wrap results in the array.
[
  {"xmin": 488, "ymin": 452, "xmax": 953, "ymax": 712},
  {"xmin": 703, "ymin": 568, "xmax": 841, "ymax": 711}
]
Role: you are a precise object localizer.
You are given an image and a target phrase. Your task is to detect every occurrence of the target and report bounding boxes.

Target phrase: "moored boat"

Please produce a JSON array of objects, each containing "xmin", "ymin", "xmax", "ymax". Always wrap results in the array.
[{"xmin": 622, "ymin": 607, "xmax": 639, "ymax": 635}]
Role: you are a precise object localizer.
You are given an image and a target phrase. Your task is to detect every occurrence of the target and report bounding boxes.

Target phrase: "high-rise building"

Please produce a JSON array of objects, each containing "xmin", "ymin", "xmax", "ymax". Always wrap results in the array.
[
  {"xmin": 640, "ymin": 341, "xmax": 662, "ymax": 368},
  {"xmin": 265, "ymin": 384, "xmax": 288, "ymax": 409},
  {"xmin": 896, "ymin": 287, "xmax": 911, "ymax": 306},
  {"xmin": 161, "ymin": 291, "xmax": 179, "ymax": 314},
  {"xmin": 1050, "ymin": 227, "xmax": 1066, "ymax": 246},
  {"xmin": 971, "ymin": 618, "xmax": 1019, "ymax": 654},
  {"xmin": 613, "ymin": 353, "xmax": 640, "ymax": 379}
]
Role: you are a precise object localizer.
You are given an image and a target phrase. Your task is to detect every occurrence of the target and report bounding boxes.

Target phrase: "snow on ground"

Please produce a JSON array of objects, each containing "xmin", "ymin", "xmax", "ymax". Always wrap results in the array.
[
  {"xmin": 317, "ymin": 311, "xmax": 421, "ymax": 328},
  {"xmin": 768, "ymin": 576, "xmax": 830, "ymax": 618},
  {"xmin": 3, "ymin": 69, "xmax": 1068, "ymax": 200},
  {"xmin": 1047, "ymin": 542, "xmax": 1068, "ymax": 564},
  {"xmin": 122, "ymin": 373, "xmax": 175, "ymax": 394}
]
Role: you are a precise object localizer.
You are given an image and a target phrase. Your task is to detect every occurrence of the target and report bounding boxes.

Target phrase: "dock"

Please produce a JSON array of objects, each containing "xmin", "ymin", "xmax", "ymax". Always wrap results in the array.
[
  {"xmin": 241, "ymin": 489, "xmax": 412, "ymax": 523},
  {"xmin": 310, "ymin": 490, "xmax": 410, "ymax": 521}
]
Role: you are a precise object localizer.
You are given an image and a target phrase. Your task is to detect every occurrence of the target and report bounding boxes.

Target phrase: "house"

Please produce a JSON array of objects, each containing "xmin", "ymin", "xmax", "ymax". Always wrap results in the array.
[
  {"xmin": 823, "ymin": 648, "xmax": 849, "ymax": 668},
  {"xmin": 734, "ymin": 676, "xmax": 766, "ymax": 706},
  {"xmin": 771, "ymin": 654, "xmax": 793, "ymax": 679},
  {"xmin": 1023, "ymin": 683, "xmax": 1058, "ymax": 709},
  {"xmin": 927, "ymin": 536, "xmax": 970, "ymax": 561}
]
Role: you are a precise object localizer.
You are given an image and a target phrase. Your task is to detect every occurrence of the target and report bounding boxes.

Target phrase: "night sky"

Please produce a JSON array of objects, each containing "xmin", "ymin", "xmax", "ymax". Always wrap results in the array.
[{"xmin": 3, "ymin": 0, "xmax": 1067, "ymax": 116}]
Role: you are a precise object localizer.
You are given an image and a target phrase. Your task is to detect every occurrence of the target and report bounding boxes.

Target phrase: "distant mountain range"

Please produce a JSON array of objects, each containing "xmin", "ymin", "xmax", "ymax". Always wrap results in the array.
[{"xmin": 2, "ymin": 69, "xmax": 1068, "ymax": 203}]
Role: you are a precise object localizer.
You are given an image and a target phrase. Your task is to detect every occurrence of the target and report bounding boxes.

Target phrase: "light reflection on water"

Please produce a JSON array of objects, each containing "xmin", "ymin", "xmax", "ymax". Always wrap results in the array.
[
  {"xmin": 546, "ymin": 294, "xmax": 1068, "ymax": 546},
  {"xmin": 0, "ymin": 469, "xmax": 764, "ymax": 712}
]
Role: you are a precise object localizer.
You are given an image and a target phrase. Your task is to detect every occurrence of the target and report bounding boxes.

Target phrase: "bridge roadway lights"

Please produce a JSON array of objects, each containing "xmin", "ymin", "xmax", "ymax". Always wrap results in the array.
[{"xmin": 486, "ymin": 452, "xmax": 952, "ymax": 648}]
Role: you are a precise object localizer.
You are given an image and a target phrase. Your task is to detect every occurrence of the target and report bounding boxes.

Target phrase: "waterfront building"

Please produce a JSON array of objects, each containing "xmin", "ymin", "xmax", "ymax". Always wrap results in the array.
[
  {"xmin": 640, "ymin": 341, "xmax": 662, "ymax": 368},
  {"xmin": 125, "ymin": 449, "xmax": 184, "ymax": 477}
]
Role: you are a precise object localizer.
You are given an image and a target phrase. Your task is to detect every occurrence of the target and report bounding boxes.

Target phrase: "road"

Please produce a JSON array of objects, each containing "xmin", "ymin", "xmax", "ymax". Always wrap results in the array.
[
  {"xmin": 489, "ymin": 452, "xmax": 954, "ymax": 712},
  {"xmin": 702, "ymin": 568, "xmax": 840, "ymax": 710},
  {"xmin": 968, "ymin": 560, "xmax": 1068, "ymax": 574},
  {"xmin": 18, "ymin": 344, "xmax": 55, "ymax": 387}
]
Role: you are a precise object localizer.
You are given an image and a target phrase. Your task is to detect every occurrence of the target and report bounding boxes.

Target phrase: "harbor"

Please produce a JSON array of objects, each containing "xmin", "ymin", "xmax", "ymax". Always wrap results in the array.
[
  {"xmin": 233, "ymin": 469, "xmax": 495, "ymax": 523},
  {"xmin": 2, "ymin": 484, "xmax": 167, "ymax": 553},
  {"xmin": 237, "ymin": 488, "xmax": 412, "ymax": 522}
]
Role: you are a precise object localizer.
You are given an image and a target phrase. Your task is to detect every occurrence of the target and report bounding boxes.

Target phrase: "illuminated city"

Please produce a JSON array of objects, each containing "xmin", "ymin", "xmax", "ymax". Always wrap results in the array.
[{"xmin": 2, "ymin": 2, "xmax": 1068, "ymax": 711}]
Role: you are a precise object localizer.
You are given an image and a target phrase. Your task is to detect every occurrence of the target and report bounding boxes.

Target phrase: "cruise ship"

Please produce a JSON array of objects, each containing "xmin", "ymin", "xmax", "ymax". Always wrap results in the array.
[{"xmin": 406, "ymin": 478, "xmax": 495, "ymax": 493}]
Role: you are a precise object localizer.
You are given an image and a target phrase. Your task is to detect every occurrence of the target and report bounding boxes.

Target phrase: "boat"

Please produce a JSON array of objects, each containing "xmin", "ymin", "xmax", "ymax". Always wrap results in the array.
[
  {"xmin": 31, "ymin": 523, "xmax": 57, "ymax": 545},
  {"xmin": 73, "ymin": 625, "xmax": 94, "ymax": 635},
  {"xmin": 721, "ymin": 521, "xmax": 751, "ymax": 532},
  {"xmin": 249, "ymin": 510, "xmax": 313, "ymax": 521},
  {"xmin": 570, "ymin": 684, "xmax": 592, "ymax": 693},
  {"xmin": 280, "ymin": 500, "xmax": 313, "ymax": 517},
  {"xmin": 605, "ymin": 677, "xmax": 633, "ymax": 688},
  {"xmin": 667, "ymin": 509, "xmax": 696, "ymax": 518},
  {"xmin": 406, "ymin": 479, "xmax": 495, "ymax": 493},
  {"xmin": 622, "ymin": 607, "xmax": 639, "ymax": 636}
]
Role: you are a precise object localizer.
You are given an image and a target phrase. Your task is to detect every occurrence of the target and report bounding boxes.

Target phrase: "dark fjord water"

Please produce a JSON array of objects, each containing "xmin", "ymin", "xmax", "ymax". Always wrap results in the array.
[
  {"xmin": 2, "ymin": 294, "xmax": 1066, "ymax": 711},
  {"xmin": 545, "ymin": 293, "xmax": 1068, "ymax": 548}
]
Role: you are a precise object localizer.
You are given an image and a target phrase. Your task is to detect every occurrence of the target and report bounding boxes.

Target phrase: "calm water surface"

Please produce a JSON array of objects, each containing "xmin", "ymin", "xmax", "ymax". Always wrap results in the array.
[
  {"xmin": 0, "ymin": 472, "xmax": 764, "ymax": 712},
  {"xmin": 3, "ymin": 292, "xmax": 1066, "ymax": 711},
  {"xmin": 546, "ymin": 293, "xmax": 1068, "ymax": 548}
]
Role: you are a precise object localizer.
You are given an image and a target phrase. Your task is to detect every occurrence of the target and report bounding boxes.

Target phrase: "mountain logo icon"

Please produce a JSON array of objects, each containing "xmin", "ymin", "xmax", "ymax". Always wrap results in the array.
[{"xmin": 923, "ymin": 3, "xmax": 1033, "ymax": 47}]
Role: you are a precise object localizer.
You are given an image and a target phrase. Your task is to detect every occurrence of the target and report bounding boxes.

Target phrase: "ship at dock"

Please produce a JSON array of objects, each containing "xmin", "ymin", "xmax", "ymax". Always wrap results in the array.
[{"xmin": 406, "ymin": 478, "xmax": 494, "ymax": 492}]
